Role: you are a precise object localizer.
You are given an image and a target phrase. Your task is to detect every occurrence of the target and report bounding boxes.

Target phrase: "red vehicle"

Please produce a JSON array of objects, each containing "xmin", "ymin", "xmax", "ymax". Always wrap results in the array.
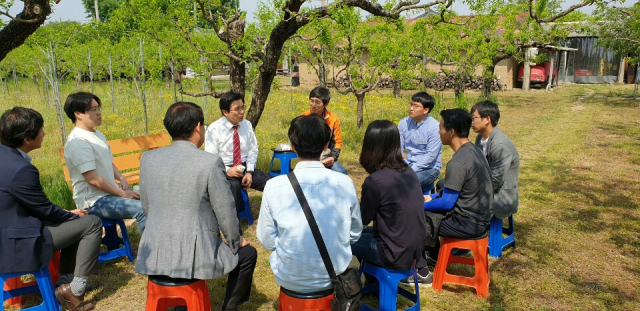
[{"xmin": 517, "ymin": 61, "xmax": 558, "ymax": 87}]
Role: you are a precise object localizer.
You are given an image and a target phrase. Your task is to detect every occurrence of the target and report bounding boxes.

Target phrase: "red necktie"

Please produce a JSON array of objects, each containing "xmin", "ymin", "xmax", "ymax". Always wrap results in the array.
[{"xmin": 232, "ymin": 125, "xmax": 242, "ymax": 166}]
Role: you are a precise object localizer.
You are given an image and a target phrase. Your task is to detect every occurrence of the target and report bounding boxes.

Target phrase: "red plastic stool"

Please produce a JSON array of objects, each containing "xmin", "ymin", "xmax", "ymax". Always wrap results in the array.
[
  {"xmin": 145, "ymin": 276, "xmax": 211, "ymax": 311},
  {"xmin": 278, "ymin": 287, "xmax": 333, "ymax": 311},
  {"xmin": 4, "ymin": 251, "xmax": 61, "ymax": 308},
  {"xmin": 432, "ymin": 236, "xmax": 490, "ymax": 297}
]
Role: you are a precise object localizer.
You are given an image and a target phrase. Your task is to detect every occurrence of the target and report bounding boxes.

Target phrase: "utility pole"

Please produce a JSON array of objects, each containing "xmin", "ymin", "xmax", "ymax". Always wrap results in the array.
[{"xmin": 94, "ymin": 0, "xmax": 100, "ymax": 21}]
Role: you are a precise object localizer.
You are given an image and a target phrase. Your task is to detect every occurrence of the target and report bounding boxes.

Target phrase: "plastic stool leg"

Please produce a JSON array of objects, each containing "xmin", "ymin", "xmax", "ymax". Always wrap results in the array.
[
  {"xmin": 280, "ymin": 157, "xmax": 290, "ymax": 175},
  {"xmin": 488, "ymin": 217, "xmax": 503, "ymax": 258},
  {"xmin": 239, "ymin": 189, "xmax": 254, "ymax": 226},
  {"xmin": 117, "ymin": 220, "xmax": 135, "ymax": 263},
  {"xmin": 269, "ymin": 156, "xmax": 276, "ymax": 176},
  {"xmin": 35, "ymin": 268, "xmax": 62, "ymax": 311},
  {"xmin": 4, "ymin": 277, "xmax": 23, "ymax": 307}
]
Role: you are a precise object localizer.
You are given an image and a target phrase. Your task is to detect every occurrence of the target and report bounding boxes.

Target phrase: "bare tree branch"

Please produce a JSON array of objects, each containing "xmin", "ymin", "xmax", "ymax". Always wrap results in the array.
[
  {"xmin": 178, "ymin": 83, "xmax": 223, "ymax": 98},
  {"xmin": 0, "ymin": 10, "xmax": 41, "ymax": 23},
  {"xmin": 613, "ymin": 6, "xmax": 633, "ymax": 17},
  {"xmin": 530, "ymin": 0, "xmax": 611, "ymax": 23},
  {"xmin": 615, "ymin": 37, "xmax": 640, "ymax": 45}
]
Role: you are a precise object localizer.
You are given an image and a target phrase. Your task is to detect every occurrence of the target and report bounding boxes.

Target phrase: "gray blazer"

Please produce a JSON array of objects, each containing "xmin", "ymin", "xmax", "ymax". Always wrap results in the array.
[
  {"xmin": 476, "ymin": 128, "xmax": 520, "ymax": 219},
  {"xmin": 135, "ymin": 140, "xmax": 240, "ymax": 279}
]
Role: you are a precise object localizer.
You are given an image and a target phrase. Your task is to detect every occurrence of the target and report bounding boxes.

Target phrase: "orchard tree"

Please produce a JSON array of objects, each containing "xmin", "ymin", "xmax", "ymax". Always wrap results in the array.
[
  {"xmin": 596, "ymin": 3, "xmax": 640, "ymax": 95},
  {"xmin": 0, "ymin": 0, "xmax": 61, "ymax": 61},
  {"xmin": 326, "ymin": 8, "xmax": 404, "ymax": 128},
  {"xmin": 114, "ymin": 0, "xmax": 458, "ymax": 128}
]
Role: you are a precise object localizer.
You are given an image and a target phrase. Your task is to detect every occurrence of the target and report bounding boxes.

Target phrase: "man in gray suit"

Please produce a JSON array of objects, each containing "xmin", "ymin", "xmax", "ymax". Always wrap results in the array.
[
  {"xmin": 135, "ymin": 102, "xmax": 257, "ymax": 311},
  {"xmin": 471, "ymin": 100, "xmax": 520, "ymax": 219}
]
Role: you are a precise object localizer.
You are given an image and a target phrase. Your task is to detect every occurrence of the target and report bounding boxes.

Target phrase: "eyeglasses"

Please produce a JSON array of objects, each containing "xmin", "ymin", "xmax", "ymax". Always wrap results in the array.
[
  {"xmin": 471, "ymin": 116, "xmax": 484, "ymax": 121},
  {"xmin": 86, "ymin": 106, "xmax": 101, "ymax": 113},
  {"xmin": 231, "ymin": 106, "xmax": 245, "ymax": 112}
]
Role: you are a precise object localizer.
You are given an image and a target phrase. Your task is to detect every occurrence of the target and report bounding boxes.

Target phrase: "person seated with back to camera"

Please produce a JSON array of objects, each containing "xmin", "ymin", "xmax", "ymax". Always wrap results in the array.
[
  {"xmin": 257, "ymin": 114, "xmax": 362, "ymax": 302},
  {"xmin": 351, "ymin": 120, "xmax": 430, "ymax": 285},
  {"xmin": 136, "ymin": 102, "xmax": 257, "ymax": 311},
  {"xmin": 421, "ymin": 109, "xmax": 493, "ymax": 265}
]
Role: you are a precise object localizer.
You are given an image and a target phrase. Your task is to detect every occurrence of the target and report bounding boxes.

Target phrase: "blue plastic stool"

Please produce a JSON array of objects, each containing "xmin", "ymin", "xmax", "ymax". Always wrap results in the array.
[
  {"xmin": 238, "ymin": 189, "xmax": 254, "ymax": 226},
  {"xmin": 99, "ymin": 218, "xmax": 135, "ymax": 264},
  {"xmin": 1, "ymin": 267, "xmax": 61, "ymax": 311},
  {"xmin": 269, "ymin": 151, "xmax": 297, "ymax": 177},
  {"xmin": 488, "ymin": 215, "xmax": 516, "ymax": 258},
  {"xmin": 359, "ymin": 262, "xmax": 420, "ymax": 311}
]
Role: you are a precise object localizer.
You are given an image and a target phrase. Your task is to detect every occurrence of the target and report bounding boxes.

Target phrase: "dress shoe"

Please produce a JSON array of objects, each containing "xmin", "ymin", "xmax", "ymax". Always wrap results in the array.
[{"xmin": 54, "ymin": 283, "xmax": 95, "ymax": 311}]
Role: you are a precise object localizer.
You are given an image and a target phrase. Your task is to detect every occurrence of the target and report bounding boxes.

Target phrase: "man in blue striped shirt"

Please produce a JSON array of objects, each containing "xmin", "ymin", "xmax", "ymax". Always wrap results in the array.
[{"xmin": 398, "ymin": 92, "xmax": 443, "ymax": 191}]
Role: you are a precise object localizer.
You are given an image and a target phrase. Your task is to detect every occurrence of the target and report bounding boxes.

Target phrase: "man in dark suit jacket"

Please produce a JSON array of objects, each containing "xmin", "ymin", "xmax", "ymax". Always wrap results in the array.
[
  {"xmin": 0, "ymin": 107, "xmax": 102, "ymax": 311},
  {"xmin": 471, "ymin": 100, "xmax": 520, "ymax": 219}
]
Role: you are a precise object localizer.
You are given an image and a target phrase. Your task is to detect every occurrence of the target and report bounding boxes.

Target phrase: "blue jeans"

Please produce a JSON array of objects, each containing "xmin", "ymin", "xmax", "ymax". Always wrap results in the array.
[
  {"xmin": 329, "ymin": 161, "xmax": 348, "ymax": 175},
  {"xmin": 89, "ymin": 195, "xmax": 147, "ymax": 234},
  {"xmin": 351, "ymin": 227, "xmax": 385, "ymax": 267},
  {"xmin": 414, "ymin": 167, "xmax": 440, "ymax": 191}
]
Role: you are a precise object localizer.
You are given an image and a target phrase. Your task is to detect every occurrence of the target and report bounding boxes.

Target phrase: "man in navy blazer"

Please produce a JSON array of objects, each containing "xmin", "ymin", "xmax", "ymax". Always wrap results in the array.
[{"xmin": 0, "ymin": 107, "xmax": 101, "ymax": 311}]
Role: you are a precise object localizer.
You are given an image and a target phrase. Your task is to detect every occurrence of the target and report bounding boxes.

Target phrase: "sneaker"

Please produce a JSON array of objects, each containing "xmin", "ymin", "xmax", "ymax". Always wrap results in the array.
[{"xmin": 400, "ymin": 271, "xmax": 433, "ymax": 287}]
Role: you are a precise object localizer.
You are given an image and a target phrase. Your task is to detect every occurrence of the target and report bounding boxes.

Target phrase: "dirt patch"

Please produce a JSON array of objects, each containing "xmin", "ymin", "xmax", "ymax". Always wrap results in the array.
[{"xmin": 572, "ymin": 104, "xmax": 586, "ymax": 111}]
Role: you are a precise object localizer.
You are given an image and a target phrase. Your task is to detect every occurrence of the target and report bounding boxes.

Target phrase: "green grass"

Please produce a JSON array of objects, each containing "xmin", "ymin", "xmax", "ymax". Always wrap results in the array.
[{"xmin": 2, "ymin": 81, "xmax": 639, "ymax": 310}]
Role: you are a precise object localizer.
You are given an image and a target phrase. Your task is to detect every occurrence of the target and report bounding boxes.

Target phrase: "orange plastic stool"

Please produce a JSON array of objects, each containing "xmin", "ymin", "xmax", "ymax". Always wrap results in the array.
[
  {"xmin": 432, "ymin": 236, "xmax": 490, "ymax": 297},
  {"xmin": 4, "ymin": 251, "xmax": 61, "ymax": 308},
  {"xmin": 145, "ymin": 277, "xmax": 211, "ymax": 311},
  {"xmin": 278, "ymin": 287, "xmax": 333, "ymax": 311}
]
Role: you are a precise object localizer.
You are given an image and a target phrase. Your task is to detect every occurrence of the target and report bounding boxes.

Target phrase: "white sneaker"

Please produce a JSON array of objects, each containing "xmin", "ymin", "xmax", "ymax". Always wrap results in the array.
[{"xmin": 400, "ymin": 271, "xmax": 432, "ymax": 287}]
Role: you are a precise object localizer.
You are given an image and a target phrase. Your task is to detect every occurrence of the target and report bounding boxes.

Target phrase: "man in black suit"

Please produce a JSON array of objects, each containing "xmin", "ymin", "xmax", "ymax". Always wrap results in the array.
[{"xmin": 0, "ymin": 107, "xmax": 101, "ymax": 311}]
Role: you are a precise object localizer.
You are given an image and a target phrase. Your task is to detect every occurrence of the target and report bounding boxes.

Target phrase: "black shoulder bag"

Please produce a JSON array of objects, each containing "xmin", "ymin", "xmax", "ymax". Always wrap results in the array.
[{"xmin": 287, "ymin": 172, "xmax": 361, "ymax": 311}]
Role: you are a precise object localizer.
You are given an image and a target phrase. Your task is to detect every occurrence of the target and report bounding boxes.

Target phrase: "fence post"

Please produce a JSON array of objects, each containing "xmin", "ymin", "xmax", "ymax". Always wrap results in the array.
[{"xmin": 139, "ymin": 38, "xmax": 148, "ymax": 134}]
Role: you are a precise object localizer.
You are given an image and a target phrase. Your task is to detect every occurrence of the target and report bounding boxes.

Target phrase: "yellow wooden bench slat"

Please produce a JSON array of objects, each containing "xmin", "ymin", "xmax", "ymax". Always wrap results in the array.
[
  {"xmin": 108, "ymin": 133, "xmax": 172, "ymax": 155},
  {"xmin": 59, "ymin": 133, "xmax": 171, "ymax": 186}
]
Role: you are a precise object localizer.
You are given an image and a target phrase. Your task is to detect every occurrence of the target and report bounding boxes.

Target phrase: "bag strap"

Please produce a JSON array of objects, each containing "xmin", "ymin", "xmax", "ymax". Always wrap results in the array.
[{"xmin": 287, "ymin": 172, "xmax": 338, "ymax": 281}]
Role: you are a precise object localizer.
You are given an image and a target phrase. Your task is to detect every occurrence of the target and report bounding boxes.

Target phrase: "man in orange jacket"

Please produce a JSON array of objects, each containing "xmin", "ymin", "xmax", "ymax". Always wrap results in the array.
[{"xmin": 300, "ymin": 86, "xmax": 347, "ymax": 174}]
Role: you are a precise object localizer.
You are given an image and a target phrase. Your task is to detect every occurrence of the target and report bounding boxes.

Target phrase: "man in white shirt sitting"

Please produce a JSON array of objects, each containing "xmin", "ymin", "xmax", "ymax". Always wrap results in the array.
[
  {"xmin": 257, "ymin": 115, "xmax": 362, "ymax": 297},
  {"xmin": 205, "ymin": 92, "xmax": 271, "ymax": 215},
  {"xmin": 63, "ymin": 92, "xmax": 146, "ymax": 234}
]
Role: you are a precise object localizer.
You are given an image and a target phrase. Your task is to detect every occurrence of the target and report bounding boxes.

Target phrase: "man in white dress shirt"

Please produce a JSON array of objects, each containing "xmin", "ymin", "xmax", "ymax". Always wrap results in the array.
[{"xmin": 205, "ymin": 92, "xmax": 271, "ymax": 214}]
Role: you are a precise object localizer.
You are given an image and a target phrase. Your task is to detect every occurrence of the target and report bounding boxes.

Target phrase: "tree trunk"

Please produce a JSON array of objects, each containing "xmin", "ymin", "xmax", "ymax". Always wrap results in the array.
[
  {"xmin": 483, "ymin": 66, "xmax": 495, "ymax": 99},
  {"xmin": 393, "ymin": 79, "xmax": 401, "ymax": 97},
  {"xmin": 355, "ymin": 93, "xmax": 365, "ymax": 128},
  {"xmin": 227, "ymin": 18, "xmax": 246, "ymax": 98},
  {"xmin": 0, "ymin": 0, "xmax": 51, "ymax": 62},
  {"xmin": 246, "ymin": 8, "xmax": 316, "ymax": 127}
]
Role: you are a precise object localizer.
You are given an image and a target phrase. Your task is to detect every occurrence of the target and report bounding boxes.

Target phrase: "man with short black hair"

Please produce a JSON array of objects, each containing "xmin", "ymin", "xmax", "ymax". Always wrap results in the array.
[
  {"xmin": 1, "ymin": 107, "xmax": 101, "ymax": 311},
  {"xmin": 398, "ymin": 91, "xmax": 443, "ymax": 191},
  {"xmin": 205, "ymin": 92, "xmax": 271, "ymax": 215},
  {"xmin": 63, "ymin": 92, "xmax": 147, "ymax": 233},
  {"xmin": 257, "ymin": 115, "xmax": 362, "ymax": 297},
  {"xmin": 137, "ymin": 102, "xmax": 257, "ymax": 311},
  {"xmin": 470, "ymin": 100, "xmax": 520, "ymax": 219},
  {"xmin": 424, "ymin": 108, "xmax": 493, "ymax": 238},
  {"xmin": 299, "ymin": 86, "xmax": 348, "ymax": 174}
]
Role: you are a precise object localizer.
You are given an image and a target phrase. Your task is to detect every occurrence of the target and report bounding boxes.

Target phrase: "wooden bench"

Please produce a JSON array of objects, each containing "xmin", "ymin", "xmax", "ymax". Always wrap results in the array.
[{"xmin": 59, "ymin": 132, "xmax": 172, "ymax": 186}]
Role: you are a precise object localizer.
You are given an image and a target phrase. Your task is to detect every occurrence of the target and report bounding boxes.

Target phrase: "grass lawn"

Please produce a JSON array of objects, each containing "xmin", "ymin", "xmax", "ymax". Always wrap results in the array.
[{"xmin": 2, "ymin": 81, "xmax": 639, "ymax": 310}]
